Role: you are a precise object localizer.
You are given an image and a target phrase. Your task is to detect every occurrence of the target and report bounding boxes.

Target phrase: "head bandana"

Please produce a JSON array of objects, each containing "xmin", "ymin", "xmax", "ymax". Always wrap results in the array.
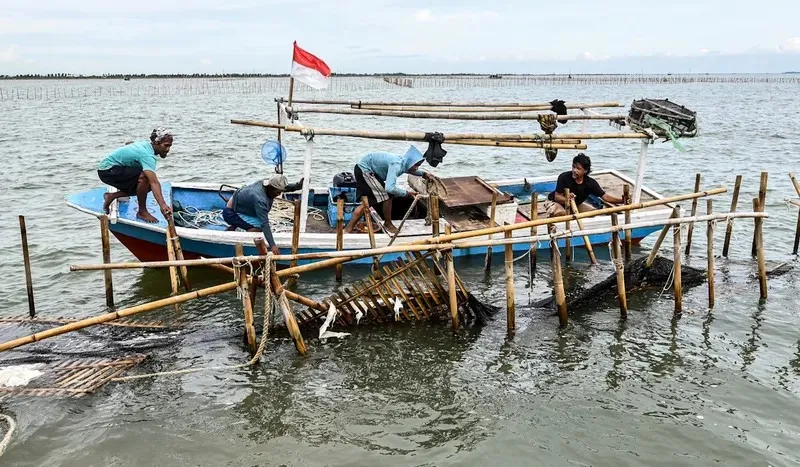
[{"xmin": 150, "ymin": 128, "xmax": 174, "ymax": 144}]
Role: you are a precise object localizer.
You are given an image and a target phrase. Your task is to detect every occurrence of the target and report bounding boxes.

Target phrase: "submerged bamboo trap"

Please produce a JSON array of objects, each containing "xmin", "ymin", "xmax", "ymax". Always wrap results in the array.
[{"xmin": 0, "ymin": 355, "xmax": 146, "ymax": 398}]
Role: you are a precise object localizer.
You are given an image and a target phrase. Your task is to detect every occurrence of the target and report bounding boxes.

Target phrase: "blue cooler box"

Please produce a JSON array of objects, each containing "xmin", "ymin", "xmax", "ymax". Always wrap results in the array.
[{"xmin": 327, "ymin": 186, "xmax": 359, "ymax": 228}]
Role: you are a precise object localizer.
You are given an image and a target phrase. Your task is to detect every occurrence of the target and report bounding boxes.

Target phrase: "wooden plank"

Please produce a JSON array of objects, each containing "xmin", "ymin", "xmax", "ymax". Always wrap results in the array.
[{"xmin": 440, "ymin": 176, "xmax": 512, "ymax": 208}]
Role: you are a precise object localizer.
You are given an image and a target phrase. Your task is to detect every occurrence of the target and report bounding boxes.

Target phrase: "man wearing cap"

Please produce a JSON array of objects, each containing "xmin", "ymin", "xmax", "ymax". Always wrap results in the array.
[
  {"xmin": 222, "ymin": 175, "xmax": 304, "ymax": 254},
  {"xmin": 344, "ymin": 145, "xmax": 434, "ymax": 234},
  {"xmin": 97, "ymin": 128, "xmax": 174, "ymax": 223}
]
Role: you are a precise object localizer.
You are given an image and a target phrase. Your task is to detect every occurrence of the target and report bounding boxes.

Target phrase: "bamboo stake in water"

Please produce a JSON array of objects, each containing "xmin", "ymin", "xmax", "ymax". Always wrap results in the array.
[
  {"xmin": 165, "ymin": 226, "xmax": 180, "ymax": 313},
  {"xmin": 550, "ymin": 226, "xmax": 568, "ymax": 326},
  {"xmin": 707, "ymin": 200, "xmax": 716, "ymax": 308},
  {"xmin": 685, "ymin": 174, "xmax": 701, "ymax": 255},
  {"xmin": 335, "ymin": 198, "xmax": 344, "ymax": 281},
  {"xmin": 484, "ymin": 192, "xmax": 498, "ymax": 271},
  {"xmin": 568, "ymin": 198, "xmax": 598, "ymax": 264},
  {"xmin": 564, "ymin": 188, "xmax": 572, "ymax": 263},
  {"xmin": 100, "ymin": 215, "xmax": 114, "ymax": 308},
  {"xmin": 18, "ymin": 215, "xmax": 35, "ymax": 318},
  {"xmin": 673, "ymin": 216, "xmax": 683, "ymax": 315},
  {"xmin": 445, "ymin": 225, "xmax": 459, "ymax": 332},
  {"xmin": 754, "ymin": 198, "xmax": 768, "ymax": 300},
  {"xmin": 288, "ymin": 200, "xmax": 301, "ymax": 287},
  {"xmin": 529, "ymin": 194, "xmax": 538, "ymax": 278},
  {"xmin": 504, "ymin": 228, "xmax": 515, "ymax": 331},
  {"xmin": 752, "ymin": 172, "xmax": 768, "ymax": 257},
  {"xmin": 610, "ymin": 214, "xmax": 627, "ymax": 319},
  {"xmin": 722, "ymin": 175, "xmax": 743, "ymax": 257},
  {"xmin": 361, "ymin": 196, "xmax": 380, "ymax": 272},
  {"xmin": 623, "ymin": 184, "xmax": 632, "ymax": 262},
  {"xmin": 0, "ymin": 282, "xmax": 238, "ymax": 352},
  {"xmin": 790, "ymin": 173, "xmax": 800, "ymax": 255},
  {"xmin": 234, "ymin": 244, "xmax": 257, "ymax": 355},
  {"xmin": 167, "ymin": 216, "xmax": 190, "ymax": 292},
  {"xmin": 646, "ymin": 206, "xmax": 681, "ymax": 268}
]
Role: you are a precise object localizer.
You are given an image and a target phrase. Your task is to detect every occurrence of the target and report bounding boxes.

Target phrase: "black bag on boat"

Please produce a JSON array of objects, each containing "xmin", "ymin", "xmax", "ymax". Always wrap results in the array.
[{"xmin": 333, "ymin": 172, "xmax": 358, "ymax": 188}]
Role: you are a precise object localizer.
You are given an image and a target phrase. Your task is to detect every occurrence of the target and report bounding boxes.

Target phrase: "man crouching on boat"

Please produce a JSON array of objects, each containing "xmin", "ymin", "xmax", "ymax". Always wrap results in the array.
[
  {"xmin": 543, "ymin": 153, "xmax": 624, "ymax": 217},
  {"xmin": 344, "ymin": 145, "xmax": 434, "ymax": 234},
  {"xmin": 222, "ymin": 175, "xmax": 304, "ymax": 255},
  {"xmin": 97, "ymin": 128, "xmax": 174, "ymax": 223}
]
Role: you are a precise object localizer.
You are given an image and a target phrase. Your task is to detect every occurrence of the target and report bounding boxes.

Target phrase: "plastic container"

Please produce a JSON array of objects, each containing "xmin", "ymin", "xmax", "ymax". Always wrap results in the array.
[{"xmin": 327, "ymin": 186, "xmax": 359, "ymax": 228}]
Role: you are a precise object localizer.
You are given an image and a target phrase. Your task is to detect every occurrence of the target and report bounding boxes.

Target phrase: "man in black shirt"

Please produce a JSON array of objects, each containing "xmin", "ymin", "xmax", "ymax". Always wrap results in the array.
[{"xmin": 544, "ymin": 153, "xmax": 624, "ymax": 217}]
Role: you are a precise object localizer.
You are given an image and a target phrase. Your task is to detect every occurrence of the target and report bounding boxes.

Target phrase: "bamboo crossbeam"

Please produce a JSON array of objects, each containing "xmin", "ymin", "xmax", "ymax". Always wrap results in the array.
[
  {"xmin": 231, "ymin": 120, "xmax": 651, "ymax": 141},
  {"xmin": 0, "ymin": 282, "xmax": 238, "ymax": 352},
  {"xmin": 444, "ymin": 140, "xmax": 588, "ymax": 150},
  {"xmin": 278, "ymin": 98, "xmax": 623, "ymax": 109},
  {"xmin": 287, "ymin": 106, "xmax": 628, "ymax": 121}
]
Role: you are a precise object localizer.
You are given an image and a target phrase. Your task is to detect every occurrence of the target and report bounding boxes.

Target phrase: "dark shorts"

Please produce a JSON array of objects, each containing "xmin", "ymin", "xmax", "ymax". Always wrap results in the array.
[
  {"xmin": 222, "ymin": 207, "xmax": 256, "ymax": 231},
  {"xmin": 354, "ymin": 165, "xmax": 390, "ymax": 208},
  {"xmin": 98, "ymin": 165, "xmax": 142, "ymax": 194}
]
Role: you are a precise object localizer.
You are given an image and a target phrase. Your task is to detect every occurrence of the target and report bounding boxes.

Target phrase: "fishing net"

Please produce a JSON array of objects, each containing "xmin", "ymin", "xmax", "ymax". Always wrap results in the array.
[{"xmin": 532, "ymin": 255, "xmax": 706, "ymax": 310}]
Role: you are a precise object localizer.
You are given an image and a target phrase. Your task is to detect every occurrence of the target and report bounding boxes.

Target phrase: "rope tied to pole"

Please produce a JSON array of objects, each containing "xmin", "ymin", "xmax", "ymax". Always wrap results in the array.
[{"xmin": 538, "ymin": 114, "xmax": 559, "ymax": 162}]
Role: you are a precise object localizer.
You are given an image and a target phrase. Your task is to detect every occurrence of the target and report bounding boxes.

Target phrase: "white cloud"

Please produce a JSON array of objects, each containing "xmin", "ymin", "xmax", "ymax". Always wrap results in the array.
[
  {"xmin": 415, "ymin": 9, "xmax": 432, "ymax": 22},
  {"xmin": 779, "ymin": 37, "xmax": 800, "ymax": 52},
  {"xmin": 0, "ymin": 45, "xmax": 19, "ymax": 62}
]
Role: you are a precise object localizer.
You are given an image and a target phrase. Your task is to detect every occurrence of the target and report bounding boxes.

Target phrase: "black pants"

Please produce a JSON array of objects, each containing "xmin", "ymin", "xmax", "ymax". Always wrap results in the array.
[{"xmin": 98, "ymin": 165, "xmax": 142, "ymax": 194}]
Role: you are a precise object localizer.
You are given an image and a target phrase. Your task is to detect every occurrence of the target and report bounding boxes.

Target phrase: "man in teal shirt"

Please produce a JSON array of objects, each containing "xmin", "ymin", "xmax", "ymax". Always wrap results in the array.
[{"xmin": 97, "ymin": 128, "xmax": 174, "ymax": 223}]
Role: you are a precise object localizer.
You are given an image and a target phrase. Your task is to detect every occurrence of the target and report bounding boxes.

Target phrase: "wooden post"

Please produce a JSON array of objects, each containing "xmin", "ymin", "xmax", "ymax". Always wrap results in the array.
[
  {"xmin": 550, "ymin": 226, "xmax": 568, "ymax": 326},
  {"xmin": 100, "ymin": 215, "xmax": 114, "ymax": 308},
  {"xmin": 610, "ymin": 214, "xmax": 627, "ymax": 319},
  {"xmin": 430, "ymin": 194, "xmax": 440, "ymax": 237},
  {"xmin": 235, "ymin": 243, "xmax": 257, "ymax": 355},
  {"xmin": 167, "ymin": 216, "xmax": 191, "ymax": 292},
  {"xmin": 445, "ymin": 225, "xmax": 459, "ymax": 332},
  {"xmin": 484, "ymin": 191, "xmax": 498, "ymax": 271},
  {"xmin": 673, "ymin": 215, "xmax": 683, "ymax": 315},
  {"xmin": 623, "ymin": 184, "xmax": 632, "ymax": 262},
  {"xmin": 504, "ymin": 228, "xmax": 515, "ymax": 331},
  {"xmin": 754, "ymin": 198, "xmax": 767, "ymax": 300},
  {"xmin": 165, "ymin": 226, "xmax": 180, "ymax": 313},
  {"xmin": 646, "ymin": 206, "xmax": 681, "ymax": 268},
  {"xmin": 752, "ymin": 172, "xmax": 768, "ymax": 257},
  {"xmin": 722, "ymin": 175, "xmax": 742, "ymax": 257},
  {"xmin": 564, "ymin": 188, "xmax": 572, "ymax": 263},
  {"xmin": 685, "ymin": 174, "xmax": 701, "ymax": 255},
  {"xmin": 335, "ymin": 198, "xmax": 344, "ymax": 281},
  {"xmin": 287, "ymin": 77, "xmax": 295, "ymax": 108},
  {"xmin": 790, "ymin": 173, "xmax": 800, "ymax": 255},
  {"xmin": 288, "ymin": 200, "xmax": 301, "ymax": 287},
  {"xmin": 18, "ymin": 215, "xmax": 35, "ymax": 318},
  {"xmin": 361, "ymin": 196, "xmax": 380, "ymax": 272},
  {"xmin": 706, "ymin": 199, "xmax": 715, "ymax": 308},
  {"xmin": 529, "ymin": 193, "xmax": 538, "ymax": 276},
  {"xmin": 568, "ymin": 198, "xmax": 598, "ymax": 265}
]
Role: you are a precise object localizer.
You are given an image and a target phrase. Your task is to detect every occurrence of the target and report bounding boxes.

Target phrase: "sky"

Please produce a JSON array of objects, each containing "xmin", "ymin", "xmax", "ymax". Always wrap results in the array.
[{"xmin": 1, "ymin": 0, "xmax": 799, "ymax": 75}]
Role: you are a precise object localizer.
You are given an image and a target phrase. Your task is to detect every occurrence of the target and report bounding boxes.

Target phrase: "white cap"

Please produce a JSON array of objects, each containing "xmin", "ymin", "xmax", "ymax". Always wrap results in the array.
[{"xmin": 264, "ymin": 175, "xmax": 287, "ymax": 191}]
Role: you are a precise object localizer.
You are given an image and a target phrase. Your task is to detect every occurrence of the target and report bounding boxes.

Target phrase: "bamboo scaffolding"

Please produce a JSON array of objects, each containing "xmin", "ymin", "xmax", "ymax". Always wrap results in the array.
[
  {"xmin": 286, "ymin": 106, "xmax": 628, "ymax": 121},
  {"xmin": 235, "ymin": 244, "xmax": 257, "ymax": 355},
  {"xmin": 167, "ymin": 216, "xmax": 190, "ymax": 291},
  {"xmin": 722, "ymin": 175, "xmax": 743, "ymax": 257},
  {"xmin": 445, "ymin": 226, "xmax": 459, "ymax": 331},
  {"xmin": 685, "ymin": 174, "xmax": 701, "ymax": 255},
  {"xmin": 278, "ymin": 98, "xmax": 622, "ymax": 108},
  {"xmin": 707, "ymin": 200, "xmax": 715, "ymax": 309},
  {"xmin": 444, "ymin": 140, "xmax": 588, "ymax": 150},
  {"xmin": 18, "ymin": 215, "xmax": 35, "ymax": 318},
  {"xmin": 752, "ymin": 172, "xmax": 768, "ymax": 257},
  {"xmin": 100, "ymin": 215, "xmax": 114, "ymax": 308},
  {"xmin": 610, "ymin": 214, "xmax": 628, "ymax": 319},
  {"xmin": 0, "ymin": 282, "xmax": 238, "ymax": 352},
  {"xmin": 484, "ymin": 192, "xmax": 498, "ymax": 271},
  {"xmin": 754, "ymin": 198, "xmax": 767, "ymax": 300},
  {"xmin": 566, "ymin": 198, "xmax": 598, "ymax": 265},
  {"xmin": 230, "ymin": 120, "xmax": 651, "ymax": 141},
  {"xmin": 165, "ymin": 227, "xmax": 180, "ymax": 313}
]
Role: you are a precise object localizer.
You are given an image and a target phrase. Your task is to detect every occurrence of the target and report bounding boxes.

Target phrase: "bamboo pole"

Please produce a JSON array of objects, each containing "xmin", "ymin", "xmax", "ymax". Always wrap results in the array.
[
  {"xmin": 279, "ymin": 97, "xmax": 622, "ymax": 108},
  {"xmin": 564, "ymin": 189, "xmax": 572, "ymax": 263},
  {"xmin": 269, "ymin": 263, "xmax": 307, "ymax": 355},
  {"xmin": 752, "ymin": 172, "xmax": 768, "ymax": 257},
  {"xmin": 568, "ymin": 198, "xmax": 597, "ymax": 264},
  {"xmin": 18, "ymin": 215, "xmax": 35, "ymax": 318},
  {"xmin": 353, "ymin": 105, "xmax": 610, "ymax": 112},
  {"xmin": 646, "ymin": 206, "xmax": 681, "ymax": 267},
  {"xmin": 230, "ymin": 120, "xmax": 651, "ymax": 141},
  {"xmin": 529, "ymin": 194, "xmax": 539, "ymax": 277},
  {"xmin": 673, "ymin": 216, "xmax": 683, "ymax": 315},
  {"xmin": 610, "ymin": 214, "xmax": 628, "ymax": 319},
  {"xmin": 722, "ymin": 175, "xmax": 742, "ymax": 257},
  {"xmin": 623, "ymin": 184, "xmax": 632, "ymax": 262},
  {"xmin": 167, "ymin": 216, "xmax": 190, "ymax": 292},
  {"xmin": 288, "ymin": 200, "xmax": 301, "ymax": 287},
  {"xmin": 235, "ymin": 244, "xmax": 257, "ymax": 355},
  {"xmin": 165, "ymin": 226, "xmax": 180, "ymax": 313},
  {"xmin": 430, "ymin": 194, "xmax": 440, "ymax": 237},
  {"xmin": 504, "ymin": 228, "xmax": 515, "ymax": 331},
  {"xmin": 335, "ymin": 198, "xmax": 344, "ymax": 281},
  {"xmin": 484, "ymin": 192, "xmax": 498, "ymax": 271},
  {"xmin": 790, "ymin": 173, "xmax": 800, "ymax": 255},
  {"xmin": 685, "ymin": 174, "xmax": 701, "ymax": 255},
  {"xmin": 707, "ymin": 200, "xmax": 715, "ymax": 309},
  {"xmin": 550, "ymin": 226, "xmax": 568, "ymax": 327},
  {"xmin": 255, "ymin": 239, "xmax": 327, "ymax": 312},
  {"xmin": 286, "ymin": 106, "xmax": 628, "ymax": 121},
  {"xmin": 445, "ymin": 225, "xmax": 459, "ymax": 332},
  {"xmin": 445, "ymin": 140, "xmax": 588, "ymax": 150},
  {"xmin": 361, "ymin": 196, "xmax": 380, "ymax": 272},
  {"xmin": 0, "ymin": 282, "xmax": 238, "ymax": 352},
  {"xmin": 100, "ymin": 215, "xmax": 114, "ymax": 308},
  {"xmin": 754, "ymin": 198, "xmax": 767, "ymax": 300}
]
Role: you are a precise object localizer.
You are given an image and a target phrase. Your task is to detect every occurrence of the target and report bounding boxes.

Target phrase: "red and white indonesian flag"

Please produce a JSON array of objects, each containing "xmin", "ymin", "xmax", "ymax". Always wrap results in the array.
[{"xmin": 290, "ymin": 41, "xmax": 331, "ymax": 90}]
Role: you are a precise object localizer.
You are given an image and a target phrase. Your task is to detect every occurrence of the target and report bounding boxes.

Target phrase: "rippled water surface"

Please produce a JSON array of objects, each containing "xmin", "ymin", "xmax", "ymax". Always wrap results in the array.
[{"xmin": 1, "ymin": 78, "xmax": 799, "ymax": 466}]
